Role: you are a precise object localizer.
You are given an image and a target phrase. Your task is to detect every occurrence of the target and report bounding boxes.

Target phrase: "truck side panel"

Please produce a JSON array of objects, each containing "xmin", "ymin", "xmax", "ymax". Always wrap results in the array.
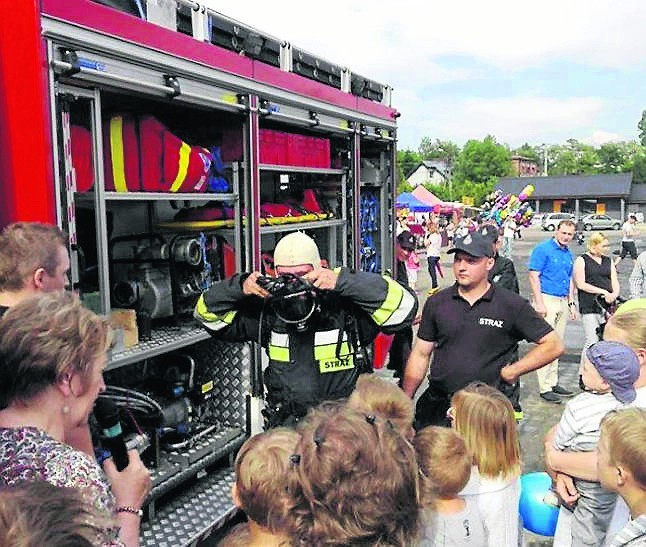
[{"xmin": 0, "ymin": 0, "xmax": 56, "ymax": 226}]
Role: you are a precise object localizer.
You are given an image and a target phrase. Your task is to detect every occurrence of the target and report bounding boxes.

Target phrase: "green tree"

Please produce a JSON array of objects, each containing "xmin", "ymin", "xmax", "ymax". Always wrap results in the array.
[
  {"xmin": 598, "ymin": 142, "xmax": 629, "ymax": 173},
  {"xmin": 578, "ymin": 147, "xmax": 599, "ymax": 174},
  {"xmin": 549, "ymin": 139, "xmax": 598, "ymax": 175},
  {"xmin": 638, "ymin": 110, "xmax": 646, "ymax": 147},
  {"xmin": 511, "ymin": 143, "xmax": 540, "ymax": 162},
  {"xmin": 453, "ymin": 136, "xmax": 511, "ymax": 184},
  {"xmin": 397, "ymin": 149, "xmax": 421, "ymax": 183},
  {"xmin": 425, "ymin": 182, "xmax": 450, "ymax": 201},
  {"xmin": 418, "ymin": 138, "xmax": 460, "ymax": 166},
  {"xmin": 550, "ymin": 147, "xmax": 577, "ymax": 175},
  {"xmin": 621, "ymin": 141, "xmax": 644, "ymax": 171},
  {"xmin": 634, "ymin": 151, "xmax": 646, "ymax": 184},
  {"xmin": 397, "ymin": 178, "xmax": 414, "ymax": 195}
]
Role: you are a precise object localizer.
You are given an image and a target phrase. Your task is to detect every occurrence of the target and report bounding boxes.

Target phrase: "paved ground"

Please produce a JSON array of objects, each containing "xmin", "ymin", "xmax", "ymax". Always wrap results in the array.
[{"xmin": 405, "ymin": 223, "xmax": 639, "ymax": 546}]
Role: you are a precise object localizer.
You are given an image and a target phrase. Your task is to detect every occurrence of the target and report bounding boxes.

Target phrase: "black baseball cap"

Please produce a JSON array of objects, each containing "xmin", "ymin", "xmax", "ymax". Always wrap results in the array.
[
  {"xmin": 448, "ymin": 232, "xmax": 495, "ymax": 258},
  {"xmin": 397, "ymin": 231, "xmax": 416, "ymax": 250}
]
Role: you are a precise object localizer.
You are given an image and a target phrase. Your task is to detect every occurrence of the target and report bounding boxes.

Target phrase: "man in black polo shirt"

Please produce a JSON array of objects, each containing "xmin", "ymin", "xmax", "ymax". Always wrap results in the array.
[{"xmin": 403, "ymin": 231, "xmax": 564, "ymax": 428}]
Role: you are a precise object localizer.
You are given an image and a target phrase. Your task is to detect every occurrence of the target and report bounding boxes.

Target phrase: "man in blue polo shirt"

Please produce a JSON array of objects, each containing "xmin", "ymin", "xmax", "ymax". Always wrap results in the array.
[{"xmin": 528, "ymin": 219, "xmax": 579, "ymax": 403}]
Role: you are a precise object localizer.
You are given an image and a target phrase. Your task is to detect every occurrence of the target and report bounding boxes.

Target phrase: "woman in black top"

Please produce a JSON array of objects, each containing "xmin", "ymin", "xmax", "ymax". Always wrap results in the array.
[{"xmin": 573, "ymin": 231, "xmax": 620, "ymax": 368}]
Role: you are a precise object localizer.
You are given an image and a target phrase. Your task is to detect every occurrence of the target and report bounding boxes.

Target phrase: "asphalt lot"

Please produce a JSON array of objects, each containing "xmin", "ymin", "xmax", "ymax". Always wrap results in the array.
[{"xmin": 407, "ymin": 222, "xmax": 641, "ymax": 546}]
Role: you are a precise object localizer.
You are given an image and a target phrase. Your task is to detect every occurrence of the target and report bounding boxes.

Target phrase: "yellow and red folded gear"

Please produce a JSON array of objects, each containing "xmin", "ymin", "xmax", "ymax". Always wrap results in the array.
[
  {"xmin": 102, "ymin": 114, "xmax": 210, "ymax": 193},
  {"xmin": 139, "ymin": 116, "xmax": 210, "ymax": 193},
  {"xmin": 103, "ymin": 114, "xmax": 141, "ymax": 191}
]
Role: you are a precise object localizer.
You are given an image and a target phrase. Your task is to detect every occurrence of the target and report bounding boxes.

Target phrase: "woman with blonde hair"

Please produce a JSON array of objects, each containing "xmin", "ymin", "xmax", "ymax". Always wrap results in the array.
[
  {"xmin": 450, "ymin": 381, "xmax": 522, "ymax": 546},
  {"xmin": 0, "ymin": 292, "xmax": 150, "ymax": 547},
  {"xmin": 573, "ymin": 231, "xmax": 619, "ymax": 368}
]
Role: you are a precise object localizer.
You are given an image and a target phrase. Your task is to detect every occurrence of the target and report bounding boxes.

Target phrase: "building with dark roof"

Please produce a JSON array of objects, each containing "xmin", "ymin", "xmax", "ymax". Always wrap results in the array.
[
  {"xmin": 496, "ymin": 173, "xmax": 640, "ymax": 220},
  {"xmin": 406, "ymin": 160, "xmax": 450, "ymax": 187}
]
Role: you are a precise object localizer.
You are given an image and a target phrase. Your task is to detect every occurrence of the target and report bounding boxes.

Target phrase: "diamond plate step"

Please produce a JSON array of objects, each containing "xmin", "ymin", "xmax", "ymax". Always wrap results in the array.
[{"xmin": 140, "ymin": 467, "xmax": 238, "ymax": 547}]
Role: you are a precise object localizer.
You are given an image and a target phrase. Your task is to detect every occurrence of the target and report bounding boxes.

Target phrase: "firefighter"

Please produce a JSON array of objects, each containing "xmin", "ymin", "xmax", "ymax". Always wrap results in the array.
[{"xmin": 194, "ymin": 231, "xmax": 417, "ymax": 427}]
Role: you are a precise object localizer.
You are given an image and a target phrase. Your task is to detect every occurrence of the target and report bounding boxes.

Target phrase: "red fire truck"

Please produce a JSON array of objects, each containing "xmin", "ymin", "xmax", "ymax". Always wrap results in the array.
[{"xmin": 0, "ymin": 1, "xmax": 398, "ymax": 543}]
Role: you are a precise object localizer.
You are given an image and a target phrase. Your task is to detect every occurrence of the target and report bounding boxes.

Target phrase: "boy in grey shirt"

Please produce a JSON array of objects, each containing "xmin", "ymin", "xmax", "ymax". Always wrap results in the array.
[
  {"xmin": 553, "ymin": 340, "xmax": 641, "ymax": 546},
  {"xmin": 415, "ymin": 426, "xmax": 486, "ymax": 546}
]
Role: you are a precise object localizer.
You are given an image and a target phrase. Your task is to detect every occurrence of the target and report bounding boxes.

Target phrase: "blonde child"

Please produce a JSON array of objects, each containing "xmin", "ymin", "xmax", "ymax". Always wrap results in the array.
[
  {"xmin": 415, "ymin": 426, "xmax": 485, "ymax": 546},
  {"xmin": 598, "ymin": 408, "xmax": 646, "ymax": 546},
  {"xmin": 221, "ymin": 427, "xmax": 299, "ymax": 547},
  {"xmin": 450, "ymin": 382, "xmax": 522, "ymax": 546}
]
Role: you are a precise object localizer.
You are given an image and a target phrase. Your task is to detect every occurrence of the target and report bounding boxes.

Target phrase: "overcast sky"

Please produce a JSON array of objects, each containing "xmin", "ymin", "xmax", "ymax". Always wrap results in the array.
[{"xmin": 201, "ymin": 0, "xmax": 645, "ymax": 150}]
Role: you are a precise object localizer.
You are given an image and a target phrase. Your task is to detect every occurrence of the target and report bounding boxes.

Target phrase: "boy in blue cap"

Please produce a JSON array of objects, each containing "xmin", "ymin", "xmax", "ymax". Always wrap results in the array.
[{"xmin": 550, "ymin": 340, "xmax": 640, "ymax": 547}]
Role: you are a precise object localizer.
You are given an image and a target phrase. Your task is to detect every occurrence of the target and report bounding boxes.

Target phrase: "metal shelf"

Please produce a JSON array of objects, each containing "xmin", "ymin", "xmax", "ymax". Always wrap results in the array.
[
  {"xmin": 141, "ymin": 466, "xmax": 240, "ymax": 547},
  {"xmin": 108, "ymin": 324, "xmax": 210, "ymax": 370},
  {"xmin": 260, "ymin": 218, "xmax": 346, "ymax": 234},
  {"xmin": 76, "ymin": 191, "xmax": 237, "ymax": 202},
  {"xmin": 258, "ymin": 164, "xmax": 345, "ymax": 175},
  {"xmin": 148, "ymin": 427, "xmax": 245, "ymax": 502}
]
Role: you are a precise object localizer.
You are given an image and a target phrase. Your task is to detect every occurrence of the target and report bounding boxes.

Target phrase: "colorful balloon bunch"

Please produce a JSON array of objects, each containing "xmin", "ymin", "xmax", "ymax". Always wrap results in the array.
[{"xmin": 480, "ymin": 184, "xmax": 535, "ymax": 227}]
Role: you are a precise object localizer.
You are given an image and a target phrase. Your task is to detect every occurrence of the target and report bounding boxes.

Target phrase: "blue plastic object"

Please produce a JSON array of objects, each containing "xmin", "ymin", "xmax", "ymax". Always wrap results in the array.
[{"xmin": 519, "ymin": 472, "xmax": 559, "ymax": 536}]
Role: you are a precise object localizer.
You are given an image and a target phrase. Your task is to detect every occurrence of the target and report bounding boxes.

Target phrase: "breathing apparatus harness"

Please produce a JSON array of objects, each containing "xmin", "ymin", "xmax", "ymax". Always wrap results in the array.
[{"xmin": 256, "ymin": 274, "xmax": 369, "ymax": 362}]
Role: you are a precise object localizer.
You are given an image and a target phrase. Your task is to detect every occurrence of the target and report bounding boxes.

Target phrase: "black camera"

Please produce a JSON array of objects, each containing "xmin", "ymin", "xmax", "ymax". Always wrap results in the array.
[{"xmin": 257, "ymin": 273, "xmax": 319, "ymax": 331}]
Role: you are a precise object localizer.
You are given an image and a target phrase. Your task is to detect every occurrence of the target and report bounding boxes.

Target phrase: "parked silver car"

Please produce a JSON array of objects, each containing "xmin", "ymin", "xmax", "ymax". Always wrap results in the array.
[
  {"xmin": 541, "ymin": 212, "xmax": 575, "ymax": 231},
  {"xmin": 580, "ymin": 214, "xmax": 621, "ymax": 231}
]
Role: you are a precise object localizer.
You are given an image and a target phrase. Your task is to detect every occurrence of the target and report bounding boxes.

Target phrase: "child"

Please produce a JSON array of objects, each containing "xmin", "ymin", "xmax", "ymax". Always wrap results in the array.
[
  {"xmin": 406, "ymin": 244, "xmax": 420, "ymax": 292},
  {"xmin": 414, "ymin": 426, "xmax": 486, "ymax": 546},
  {"xmin": 347, "ymin": 374, "xmax": 415, "ymax": 440},
  {"xmin": 223, "ymin": 427, "xmax": 299, "ymax": 547},
  {"xmin": 598, "ymin": 408, "xmax": 646, "ymax": 546},
  {"xmin": 552, "ymin": 340, "xmax": 640, "ymax": 546},
  {"xmin": 450, "ymin": 382, "xmax": 522, "ymax": 546},
  {"xmin": 290, "ymin": 403, "xmax": 420, "ymax": 546},
  {"xmin": 0, "ymin": 481, "xmax": 110, "ymax": 547}
]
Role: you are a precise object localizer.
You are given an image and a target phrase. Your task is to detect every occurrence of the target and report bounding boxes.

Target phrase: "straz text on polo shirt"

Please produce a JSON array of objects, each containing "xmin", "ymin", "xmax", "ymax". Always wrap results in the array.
[{"xmin": 479, "ymin": 317, "xmax": 504, "ymax": 328}]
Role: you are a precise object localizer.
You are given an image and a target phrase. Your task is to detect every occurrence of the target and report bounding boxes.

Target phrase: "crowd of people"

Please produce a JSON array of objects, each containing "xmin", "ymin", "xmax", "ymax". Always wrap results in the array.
[
  {"xmin": 213, "ymin": 213, "xmax": 646, "ymax": 545},
  {"xmin": 221, "ymin": 375, "xmax": 527, "ymax": 546},
  {"xmin": 3, "ymin": 215, "xmax": 646, "ymax": 546}
]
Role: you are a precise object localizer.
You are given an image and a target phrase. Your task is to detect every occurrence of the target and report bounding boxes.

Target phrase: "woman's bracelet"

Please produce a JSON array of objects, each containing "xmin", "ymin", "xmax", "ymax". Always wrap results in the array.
[{"xmin": 116, "ymin": 505, "xmax": 143, "ymax": 517}]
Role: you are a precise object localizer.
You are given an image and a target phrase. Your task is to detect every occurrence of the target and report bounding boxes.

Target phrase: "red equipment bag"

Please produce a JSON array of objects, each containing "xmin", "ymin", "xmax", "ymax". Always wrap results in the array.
[
  {"xmin": 70, "ymin": 125, "xmax": 93, "ymax": 192},
  {"xmin": 139, "ymin": 116, "xmax": 210, "ymax": 193},
  {"xmin": 260, "ymin": 203, "xmax": 301, "ymax": 218}
]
